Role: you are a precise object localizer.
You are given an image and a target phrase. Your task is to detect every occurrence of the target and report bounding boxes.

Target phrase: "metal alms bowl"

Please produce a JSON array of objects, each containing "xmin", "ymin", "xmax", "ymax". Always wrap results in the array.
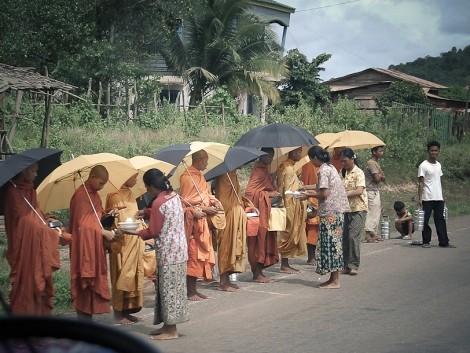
[{"xmin": 118, "ymin": 221, "xmax": 140, "ymax": 231}]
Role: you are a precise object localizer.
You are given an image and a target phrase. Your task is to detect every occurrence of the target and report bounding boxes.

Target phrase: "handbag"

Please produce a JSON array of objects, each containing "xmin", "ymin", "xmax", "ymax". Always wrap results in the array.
[
  {"xmin": 268, "ymin": 207, "xmax": 287, "ymax": 231},
  {"xmin": 245, "ymin": 208, "xmax": 260, "ymax": 237},
  {"xmin": 207, "ymin": 210, "xmax": 226, "ymax": 230}
]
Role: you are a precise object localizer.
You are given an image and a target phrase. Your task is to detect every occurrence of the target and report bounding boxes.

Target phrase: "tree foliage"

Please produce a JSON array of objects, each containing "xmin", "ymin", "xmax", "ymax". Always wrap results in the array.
[
  {"xmin": 159, "ymin": 0, "xmax": 286, "ymax": 105},
  {"xmin": 375, "ymin": 81, "xmax": 430, "ymax": 113},
  {"xmin": 390, "ymin": 45, "xmax": 470, "ymax": 100},
  {"xmin": 277, "ymin": 49, "xmax": 331, "ymax": 109}
]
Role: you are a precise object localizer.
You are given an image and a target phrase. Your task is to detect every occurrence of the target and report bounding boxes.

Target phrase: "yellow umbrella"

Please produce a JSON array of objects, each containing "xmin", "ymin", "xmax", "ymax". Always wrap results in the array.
[
  {"xmin": 36, "ymin": 153, "xmax": 138, "ymax": 213},
  {"xmin": 314, "ymin": 132, "xmax": 341, "ymax": 149},
  {"xmin": 270, "ymin": 146, "xmax": 310, "ymax": 173},
  {"xmin": 328, "ymin": 130, "xmax": 385, "ymax": 150},
  {"xmin": 128, "ymin": 156, "xmax": 175, "ymax": 197}
]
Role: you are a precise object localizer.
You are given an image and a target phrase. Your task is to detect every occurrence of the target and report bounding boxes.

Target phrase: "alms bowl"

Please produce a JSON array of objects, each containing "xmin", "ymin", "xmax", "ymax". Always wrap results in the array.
[{"xmin": 118, "ymin": 221, "xmax": 140, "ymax": 231}]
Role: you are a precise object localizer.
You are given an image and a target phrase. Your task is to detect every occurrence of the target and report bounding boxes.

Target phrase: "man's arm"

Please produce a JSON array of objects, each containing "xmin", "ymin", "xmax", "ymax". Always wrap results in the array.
[{"xmin": 418, "ymin": 176, "xmax": 424, "ymax": 207}]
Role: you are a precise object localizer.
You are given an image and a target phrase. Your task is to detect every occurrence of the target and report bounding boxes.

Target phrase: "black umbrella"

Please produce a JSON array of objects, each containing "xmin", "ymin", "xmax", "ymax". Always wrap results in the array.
[
  {"xmin": 234, "ymin": 123, "xmax": 318, "ymax": 148},
  {"xmin": 0, "ymin": 148, "xmax": 63, "ymax": 215},
  {"xmin": 0, "ymin": 148, "xmax": 63, "ymax": 188},
  {"xmin": 204, "ymin": 146, "xmax": 267, "ymax": 181},
  {"xmin": 153, "ymin": 143, "xmax": 192, "ymax": 166}
]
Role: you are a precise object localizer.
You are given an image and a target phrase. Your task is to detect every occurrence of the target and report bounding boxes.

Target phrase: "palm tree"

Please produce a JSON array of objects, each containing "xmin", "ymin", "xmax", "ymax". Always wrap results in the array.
[{"xmin": 160, "ymin": 0, "xmax": 286, "ymax": 106}]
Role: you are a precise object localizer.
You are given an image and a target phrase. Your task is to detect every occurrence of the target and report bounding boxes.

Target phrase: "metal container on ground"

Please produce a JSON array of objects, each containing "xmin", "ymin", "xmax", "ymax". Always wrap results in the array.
[
  {"xmin": 229, "ymin": 273, "xmax": 238, "ymax": 282},
  {"xmin": 414, "ymin": 208, "xmax": 425, "ymax": 231},
  {"xmin": 381, "ymin": 215, "xmax": 390, "ymax": 240}
]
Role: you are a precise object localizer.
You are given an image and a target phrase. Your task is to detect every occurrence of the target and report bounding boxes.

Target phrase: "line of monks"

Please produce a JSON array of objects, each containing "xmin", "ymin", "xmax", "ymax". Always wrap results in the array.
[{"xmin": 3, "ymin": 146, "xmax": 319, "ymax": 325}]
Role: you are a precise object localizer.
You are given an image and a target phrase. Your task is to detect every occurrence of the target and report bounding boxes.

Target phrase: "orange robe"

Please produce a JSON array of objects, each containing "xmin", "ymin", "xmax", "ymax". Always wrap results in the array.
[
  {"xmin": 3, "ymin": 178, "xmax": 61, "ymax": 314},
  {"xmin": 301, "ymin": 162, "xmax": 320, "ymax": 246},
  {"xmin": 276, "ymin": 159, "xmax": 307, "ymax": 258},
  {"xmin": 214, "ymin": 170, "xmax": 254, "ymax": 274},
  {"xmin": 106, "ymin": 186, "xmax": 145, "ymax": 313},
  {"xmin": 244, "ymin": 161, "xmax": 279, "ymax": 270},
  {"xmin": 69, "ymin": 181, "xmax": 110, "ymax": 315},
  {"xmin": 179, "ymin": 165, "xmax": 216, "ymax": 280},
  {"xmin": 331, "ymin": 155, "xmax": 342, "ymax": 172}
]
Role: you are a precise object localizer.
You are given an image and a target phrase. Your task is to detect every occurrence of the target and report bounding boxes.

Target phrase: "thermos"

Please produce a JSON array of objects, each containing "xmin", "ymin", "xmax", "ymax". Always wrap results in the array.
[
  {"xmin": 443, "ymin": 204, "xmax": 448, "ymax": 223},
  {"xmin": 414, "ymin": 208, "xmax": 425, "ymax": 231},
  {"xmin": 381, "ymin": 215, "xmax": 390, "ymax": 240},
  {"xmin": 229, "ymin": 273, "xmax": 238, "ymax": 282}
]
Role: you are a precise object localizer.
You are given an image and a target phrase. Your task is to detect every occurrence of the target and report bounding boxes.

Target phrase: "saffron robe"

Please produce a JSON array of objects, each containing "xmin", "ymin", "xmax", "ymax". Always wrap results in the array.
[
  {"xmin": 276, "ymin": 159, "xmax": 307, "ymax": 258},
  {"xmin": 3, "ymin": 178, "xmax": 61, "ymax": 315},
  {"xmin": 69, "ymin": 181, "xmax": 110, "ymax": 315},
  {"xmin": 214, "ymin": 170, "xmax": 254, "ymax": 274},
  {"xmin": 179, "ymin": 165, "xmax": 216, "ymax": 279},
  {"xmin": 301, "ymin": 162, "xmax": 320, "ymax": 246},
  {"xmin": 244, "ymin": 161, "xmax": 279, "ymax": 270},
  {"xmin": 106, "ymin": 186, "xmax": 145, "ymax": 313}
]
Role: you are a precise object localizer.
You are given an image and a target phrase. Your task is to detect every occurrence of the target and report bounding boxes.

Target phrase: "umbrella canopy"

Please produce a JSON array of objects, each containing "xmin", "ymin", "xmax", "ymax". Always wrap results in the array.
[
  {"xmin": 314, "ymin": 132, "xmax": 341, "ymax": 149},
  {"xmin": 328, "ymin": 130, "xmax": 385, "ymax": 150},
  {"xmin": 154, "ymin": 141, "xmax": 230, "ymax": 189},
  {"xmin": 0, "ymin": 148, "xmax": 62, "ymax": 189},
  {"xmin": 128, "ymin": 156, "xmax": 175, "ymax": 197},
  {"xmin": 36, "ymin": 153, "xmax": 137, "ymax": 212},
  {"xmin": 234, "ymin": 123, "xmax": 319, "ymax": 148},
  {"xmin": 0, "ymin": 148, "xmax": 62, "ymax": 215},
  {"xmin": 270, "ymin": 146, "xmax": 310, "ymax": 173},
  {"xmin": 204, "ymin": 146, "xmax": 266, "ymax": 181}
]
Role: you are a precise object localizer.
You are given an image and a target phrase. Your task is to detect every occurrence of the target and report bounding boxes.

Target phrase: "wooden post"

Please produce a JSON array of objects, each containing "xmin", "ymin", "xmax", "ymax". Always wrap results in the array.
[
  {"xmin": 107, "ymin": 81, "xmax": 111, "ymax": 119},
  {"xmin": 201, "ymin": 90, "xmax": 208, "ymax": 126},
  {"xmin": 97, "ymin": 81, "xmax": 102, "ymax": 114},
  {"xmin": 133, "ymin": 80, "xmax": 138, "ymax": 124},
  {"xmin": 7, "ymin": 90, "xmax": 23, "ymax": 145},
  {"xmin": 41, "ymin": 90, "xmax": 52, "ymax": 148},
  {"xmin": 87, "ymin": 78, "xmax": 92, "ymax": 97},
  {"xmin": 221, "ymin": 103, "xmax": 225, "ymax": 128}
]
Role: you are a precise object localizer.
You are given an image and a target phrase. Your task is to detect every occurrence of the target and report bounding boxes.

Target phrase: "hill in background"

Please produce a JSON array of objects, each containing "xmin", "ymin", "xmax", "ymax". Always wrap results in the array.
[{"xmin": 389, "ymin": 45, "xmax": 470, "ymax": 89}]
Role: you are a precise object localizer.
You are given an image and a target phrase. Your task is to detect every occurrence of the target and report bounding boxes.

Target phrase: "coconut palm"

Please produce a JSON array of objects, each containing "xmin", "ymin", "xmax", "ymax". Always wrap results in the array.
[{"xmin": 160, "ymin": 0, "xmax": 286, "ymax": 106}]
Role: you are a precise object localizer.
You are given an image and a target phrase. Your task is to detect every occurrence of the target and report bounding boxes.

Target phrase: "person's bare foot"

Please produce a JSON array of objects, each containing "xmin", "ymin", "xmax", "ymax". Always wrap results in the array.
[
  {"xmin": 228, "ymin": 282, "xmax": 240, "ymax": 290},
  {"xmin": 319, "ymin": 279, "xmax": 333, "ymax": 287},
  {"xmin": 218, "ymin": 283, "xmax": 239, "ymax": 292},
  {"xmin": 196, "ymin": 291, "xmax": 209, "ymax": 299},
  {"xmin": 341, "ymin": 268, "xmax": 351, "ymax": 274},
  {"xmin": 150, "ymin": 332, "xmax": 179, "ymax": 340},
  {"xmin": 253, "ymin": 275, "xmax": 273, "ymax": 283},
  {"xmin": 306, "ymin": 260, "xmax": 317, "ymax": 266},
  {"xmin": 319, "ymin": 282, "xmax": 340, "ymax": 289},
  {"xmin": 123, "ymin": 313, "xmax": 141, "ymax": 322},
  {"xmin": 349, "ymin": 268, "xmax": 358, "ymax": 275},
  {"xmin": 188, "ymin": 294, "xmax": 204, "ymax": 301},
  {"xmin": 115, "ymin": 317, "xmax": 134, "ymax": 325},
  {"xmin": 280, "ymin": 266, "xmax": 301, "ymax": 274},
  {"xmin": 149, "ymin": 328, "xmax": 165, "ymax": 336}
]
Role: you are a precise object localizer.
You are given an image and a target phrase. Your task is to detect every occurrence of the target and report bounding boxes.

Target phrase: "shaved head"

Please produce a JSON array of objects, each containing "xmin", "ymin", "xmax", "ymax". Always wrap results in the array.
[
  {"xmin": 192, "ymin": 150, "xmax": 208, "ymax": 164},
  {"xmin": 89, "ymin": 165, "xmax": 109, "ymax": 180}
]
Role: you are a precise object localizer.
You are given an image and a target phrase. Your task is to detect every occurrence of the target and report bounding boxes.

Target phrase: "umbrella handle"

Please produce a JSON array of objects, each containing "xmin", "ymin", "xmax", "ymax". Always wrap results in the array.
[{"xmin": 9, "ymin": 180, "xmax": 46, "ymax": 225}]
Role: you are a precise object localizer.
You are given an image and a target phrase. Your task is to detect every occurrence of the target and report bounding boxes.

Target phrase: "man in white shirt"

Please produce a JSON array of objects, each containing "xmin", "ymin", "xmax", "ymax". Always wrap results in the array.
[{"xmin": 418, "ymin": 140, "xmax": 454, "ymax": 248}]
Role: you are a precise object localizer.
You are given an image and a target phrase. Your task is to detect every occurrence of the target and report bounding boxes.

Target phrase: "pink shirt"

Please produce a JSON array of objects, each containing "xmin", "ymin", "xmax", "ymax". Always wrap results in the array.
[{"xmin": 139, "ymin": 191, "xmax": 188, "ymax": 266}]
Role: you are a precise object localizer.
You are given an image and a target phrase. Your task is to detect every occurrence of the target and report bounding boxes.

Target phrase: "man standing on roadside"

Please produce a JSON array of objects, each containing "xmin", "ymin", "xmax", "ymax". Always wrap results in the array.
[
  {"xmin": 418, "ymin": 140, "xmax": 455, "ymax": 248},
  {"xmin": 364, "ymin": 145, "xmax": 385, "ymax": 243}
]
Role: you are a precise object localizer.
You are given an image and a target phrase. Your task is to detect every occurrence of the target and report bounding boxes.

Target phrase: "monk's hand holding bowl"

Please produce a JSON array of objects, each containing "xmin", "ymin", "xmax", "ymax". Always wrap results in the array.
[
  {"xmin": 124, "ymin": 229, "xmax": 140, "ymax": 236},
  {"xmin": 135, "ymin": 210, "xmax": 145, "ymax": 220},
  {"xmin": 193, "ymin": 207, "xmax": 205, "ymax": 219},
  {"xmin": 202, "ymin": 206, "xmax": 218, "ymax": 215},
  {"xmin": 102, "ymin": 229, "xmax": 115, "ymax": 241}
]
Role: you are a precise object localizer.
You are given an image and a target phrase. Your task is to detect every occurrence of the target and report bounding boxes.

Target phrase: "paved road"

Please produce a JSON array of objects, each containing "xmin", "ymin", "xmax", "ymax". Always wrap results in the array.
[{"xmin": 93, "ymin": 216, "xmax": 470, "ymax": 353}]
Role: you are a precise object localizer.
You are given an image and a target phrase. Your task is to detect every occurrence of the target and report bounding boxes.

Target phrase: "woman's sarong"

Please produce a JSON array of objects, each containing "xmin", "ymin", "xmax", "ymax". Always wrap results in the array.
[
  {"xmin": 154, "ymin": 262, "xmax": 189, "ymax": 325},
  {"xmin": 316, "ymin": 212, "xmax": 344, "ymax": 275}
]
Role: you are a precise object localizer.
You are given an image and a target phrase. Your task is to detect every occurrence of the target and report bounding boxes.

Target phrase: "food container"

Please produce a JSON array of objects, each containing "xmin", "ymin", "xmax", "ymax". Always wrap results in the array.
[
  {"xmin": 414, "ymin": 208, "xmax": 425, "ymax": 231},
  {"xmin": 381, "ymin": 215, "xmax": 390, "ymax": 240},
  {"xmin": 118, "ymin": 221, "xmax": 140, "ymax": 231}
]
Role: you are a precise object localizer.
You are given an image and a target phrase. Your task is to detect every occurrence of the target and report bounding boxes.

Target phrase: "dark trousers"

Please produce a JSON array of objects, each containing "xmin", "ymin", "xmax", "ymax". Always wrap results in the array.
[{"xmin": 422, "ymin": 200, "xmax": 449, "ymax": 246}]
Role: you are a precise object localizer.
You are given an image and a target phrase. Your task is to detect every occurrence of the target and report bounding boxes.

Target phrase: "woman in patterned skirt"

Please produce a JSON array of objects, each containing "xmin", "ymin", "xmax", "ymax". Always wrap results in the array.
[
  {"xmin": 130, "ymin": 168, "xmax": 189, "ymax": 340},
  {"xmin": 300, "ymin": 146, "xmax": 350, "ymax": 289}
]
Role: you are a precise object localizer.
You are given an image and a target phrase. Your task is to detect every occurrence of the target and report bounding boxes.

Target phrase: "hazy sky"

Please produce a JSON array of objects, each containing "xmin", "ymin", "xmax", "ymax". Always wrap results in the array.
[{"xmin": 273, "ymin": 0, "xmax": 470, "ymax": 81}]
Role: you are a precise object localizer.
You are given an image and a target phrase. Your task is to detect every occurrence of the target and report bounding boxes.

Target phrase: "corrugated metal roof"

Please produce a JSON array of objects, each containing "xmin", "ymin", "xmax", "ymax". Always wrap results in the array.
[
  {"xmin": 324, "ymin": 68, "xmax": 447, "ymax": 89},
  {"xmin": 0, "ymin": 63, "xmax": 75, "ymax": 93},
  {"xmin": 247, "ymin": 0, "xmax": 295, "ymax": 13}
]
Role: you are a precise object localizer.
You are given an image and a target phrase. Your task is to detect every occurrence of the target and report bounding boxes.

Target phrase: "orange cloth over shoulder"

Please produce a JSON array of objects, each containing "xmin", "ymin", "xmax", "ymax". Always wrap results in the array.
[
  {"xmin": 179, "ymin": 165, "xmax": 216, "ymax": 280},
  {"xmin": 244, "ymin": 161, "xmax": 279, "ymax": 270},
  {"xmin": 301, "ymin": 162, "xmax": 319, "ymax": 245},
  {"xmin": 69, "ymin": 182, "xmax": 110, "ymax": 315},
  {"xmin": 3, "ymin": 179, "xmax": 61, "ymax": 315}
]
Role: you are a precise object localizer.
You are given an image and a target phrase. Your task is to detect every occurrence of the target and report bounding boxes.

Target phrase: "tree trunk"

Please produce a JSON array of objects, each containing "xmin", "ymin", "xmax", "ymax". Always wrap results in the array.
[
  {"xmin": 107, "ymin": 81, "xmax": 111, "ymax": 119},
  {"xmin": 41, "ymin": 90, "xmax": 52, "ymax": 148}
]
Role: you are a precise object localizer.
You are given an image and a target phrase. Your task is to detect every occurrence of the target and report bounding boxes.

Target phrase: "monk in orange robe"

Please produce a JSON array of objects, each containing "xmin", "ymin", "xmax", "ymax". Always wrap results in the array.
[
  {"xmin": 69, "ymin": 165, "xmax": 116, "ymax": 320},
  {"xmin": 301, "ymin": 161, "xmax": 320, "ymax": 266},
  {"xmin": 214, "ymin": 169, "xmax": 254, "ymax": 292},
  {"xmin": 330, "ymin": 147, "xmax": 344, "ymax": 172},
  {"xmin": 179, "ymin": 150, "xmax": 223, "ymax": 301},
  {"xmin": 276, "ymin": 147, "xmax": 307, "ymax": 273},
  {"xmin": 106, "ymin": 174, "xmax": 146, "ymax": 325},
  {"xmin": 3, "ymin": 163, "xmax": 71, "ymax": 315},
  {"xmin": 245, "ymin": 148, "xmax": 281, "ymax": 283}
]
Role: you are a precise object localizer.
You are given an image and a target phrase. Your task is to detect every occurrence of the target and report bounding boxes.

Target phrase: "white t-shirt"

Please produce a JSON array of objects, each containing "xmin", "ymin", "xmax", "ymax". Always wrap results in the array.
[{"xmin": 418, "ymin": 160, "xmax": 443, "ymax": 201}]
